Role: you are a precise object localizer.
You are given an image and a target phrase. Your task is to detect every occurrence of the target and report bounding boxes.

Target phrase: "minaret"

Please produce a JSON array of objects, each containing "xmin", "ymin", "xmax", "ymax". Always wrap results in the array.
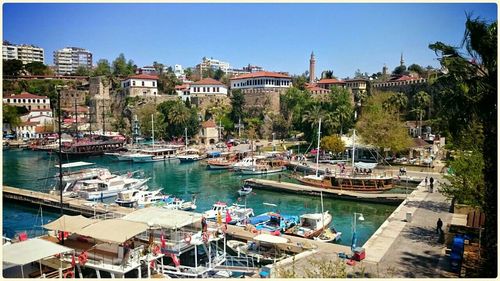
[
  {"xmin": 309, "ymin": 51, "xmax": 316, "ymax": 83},
  {"xmin": 400, "ymin": 53, "xmax": 405, "ymax": 66},
  {"xmin": 382, "ymin": 64, "xmax": 388, "ymax": 76}
]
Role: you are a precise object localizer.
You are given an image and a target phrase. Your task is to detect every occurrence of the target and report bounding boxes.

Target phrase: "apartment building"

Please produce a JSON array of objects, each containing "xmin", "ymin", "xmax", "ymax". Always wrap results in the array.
[
  {"xmin": 53, "ymin": 47, "xmax": 93, "ymax": 75},
  {"xmin": 2, "ymin": 41, "xmax": 44, "ymax": 64}
]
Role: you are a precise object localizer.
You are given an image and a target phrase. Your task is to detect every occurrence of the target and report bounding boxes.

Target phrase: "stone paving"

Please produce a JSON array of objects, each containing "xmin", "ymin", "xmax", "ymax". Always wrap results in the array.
[{"xmin": 361, "ymin": 175, "xmax": 455, "ymax": 277}]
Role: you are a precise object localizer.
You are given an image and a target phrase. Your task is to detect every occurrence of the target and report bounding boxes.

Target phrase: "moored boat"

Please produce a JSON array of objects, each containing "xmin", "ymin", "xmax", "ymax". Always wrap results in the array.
[
  {"xmin": 247, "ymin": 212, "xmax": 299, "ymax": 233},
  {"xmin": 238, "ymin": 185, "xmax": 253, "ymax": 196},
  {"xmin": 178, "ymin": 149, "xmax": 205, "ymax": 163},
  {"xmin": 115, "ymin": 188, "xmax": 168, "ymax": 208},
  {"xmin": 314, "ymin": 228, "xmax": 342, "ymax": 243},
  {"xmin": 76, "ymin": 176, "xmax": 150, "ymax": 200},
  {"xmin": 226, "ymin": 234, "xmax": 291, "ymax": 265},
  {"xmin": 285, "ymin": 211, "xmax": 332, "ymax": 239}
]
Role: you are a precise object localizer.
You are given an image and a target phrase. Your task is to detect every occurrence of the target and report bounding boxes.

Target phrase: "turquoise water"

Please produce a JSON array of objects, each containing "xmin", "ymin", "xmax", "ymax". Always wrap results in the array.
[{"xmin": 2, "ymin": 149, "xmax": 399, "ymax": 247}]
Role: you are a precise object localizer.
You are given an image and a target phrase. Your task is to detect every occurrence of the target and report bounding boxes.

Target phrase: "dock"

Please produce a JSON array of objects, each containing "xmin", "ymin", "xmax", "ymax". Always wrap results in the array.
[
  {"xmin": 3, "ymin": 186, "xmax": 134, "ymax": 217},
  {"xmin": 244, "ymin": 178, "xmax": 407, "ymax": 205}
]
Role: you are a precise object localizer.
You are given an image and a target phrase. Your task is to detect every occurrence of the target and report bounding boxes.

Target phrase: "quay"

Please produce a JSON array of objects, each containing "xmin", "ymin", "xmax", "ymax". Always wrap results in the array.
[
  {"xmin": 244, "ymin": 178, "xmax": 407, "ymax": 205},
  {"xmin": 3, "ymin": 186, "xmax": 134, "ymax": 217}
]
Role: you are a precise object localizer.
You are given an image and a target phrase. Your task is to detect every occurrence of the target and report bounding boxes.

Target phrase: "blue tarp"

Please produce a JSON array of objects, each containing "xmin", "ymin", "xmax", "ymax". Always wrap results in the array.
[{"xmin": 207, "ymin": 151, "xmax": 221, "ymax": 157}]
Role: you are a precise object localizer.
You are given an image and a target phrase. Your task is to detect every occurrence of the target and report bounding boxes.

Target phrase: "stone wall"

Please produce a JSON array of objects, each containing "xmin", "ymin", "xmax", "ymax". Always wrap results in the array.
[
  {"xmin": 60, "ymin": 89, "xmax": 88, "ymax": 108},
  {"xmin": 240, "ymin": 88, "xmax": 282, "ymax": 114},
  {"xmin": 190, "ymin": 94, "xmax": 231, "ymax": 116}
]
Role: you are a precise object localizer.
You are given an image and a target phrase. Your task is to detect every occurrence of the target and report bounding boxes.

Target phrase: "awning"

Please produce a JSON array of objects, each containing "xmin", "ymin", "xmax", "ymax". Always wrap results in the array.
[
  {"xmin": 253, "ymin": 234, "xmax": 288, "ymax": 244},
  {"xmin": 122, "ymin": 207, "xmax": 202, "ymax": 230},
  {"xmin": 43, "ymin": 215, "xmax": 96, "ymax": 233},
  {"xmin": 3, "ymin": 238, "xmax": 72, "ymax": 268},
  {"xmin": 76, "ymin": 219, "xmax": 149, "ymax": 244},
  {"xmin": 354, "ymin": 162, "xmax": 378, "ymax": 170}
]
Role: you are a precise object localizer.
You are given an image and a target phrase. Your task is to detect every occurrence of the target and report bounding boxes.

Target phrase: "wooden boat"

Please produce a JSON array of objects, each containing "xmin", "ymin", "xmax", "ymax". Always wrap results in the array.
[
  {"xmin": 178, "ymin": 149, "xmax": 205, "ymax": 163},
  {"xmin": 56, "ymin": 140, "xmax": 125, "ymax": 157},
  {"xmin": 239, "ymin": 159, "xmax": 288, "ymax": 175},
  {"xmin": 285, "ymin": 211, "xmax": 332, "ymax": 239},
  {"xmin": 294, "ymin": 172, "xmax": 394, "ymax": 193},
  {"xmin": 247, "ymin": 212, "xmax": 299, "ymax": 233},
  {"xmin": 314, "ymin": 228, "xmax": 342, "ymax": 243},
  {"xmin": 207, "ymin": 155, "xmax": 237, "ymax": 170},
  {"xmin": 226, "ymin": 234, "xmax": 291, "ymax": 265}
]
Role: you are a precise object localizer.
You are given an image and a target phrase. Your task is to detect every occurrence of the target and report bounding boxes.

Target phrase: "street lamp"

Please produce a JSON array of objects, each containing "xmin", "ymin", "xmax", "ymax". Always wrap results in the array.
[{"xmin": 352, "ymin": 212, "xmax": 365, "ymax": 250}]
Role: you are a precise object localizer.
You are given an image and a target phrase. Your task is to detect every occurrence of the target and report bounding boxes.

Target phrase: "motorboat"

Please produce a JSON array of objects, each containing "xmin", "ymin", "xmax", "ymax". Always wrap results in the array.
[
  {"xmin": 231, "ymin": 156, "xmax": 266, "ymax": 171},
  {"xmin": 247, "ymin": 212, "xmax": 299, "ymax": 233},
  {"xmin": 178, "ymin": 149, "xmax": 204, "ymax": 163},
  {"xmin": 115, "ymin": 188, "xmax": 169, "ymax": 208},
  {"xmin": 226, "ymin": 234, "xmax": 291, "ymax": 265},
  {"xmin": 162, "ymin": 197, "xmax": 197, "ymax": 211},
  {"xmin": 238, "ymin": 185, "xmax": 253, "ymax": 196},
  {"xmin": 76, "ymin": 175, "xmax": 150, "ymax": 200},
  {"xmin": 239, "ymin": 165, "xmax": 286, "ymax": 175},
  {"xmin": 203, "ymin": 202, "xmax": 254, "ymax": 225},
  {"xmin": 130, "ymin": 147, "xmax": 178, "ymax": 163},
  {"xmin": 285, "ymin": 211, "xmax": 332, "ymax": 239},
  {"xmin": 314, "ymin": 228, "xmax": 342, "ymax": 243}
]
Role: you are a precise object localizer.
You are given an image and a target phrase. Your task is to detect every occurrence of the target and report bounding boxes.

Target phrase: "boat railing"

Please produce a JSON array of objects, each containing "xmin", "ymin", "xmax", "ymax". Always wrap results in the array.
[
  {"xmin": 92, "ymin": 212, "xmax": 125, "ymax": 220},
  {"xmin": 73, "ymin": 244, "xmax": 145, "ymax": 272}
]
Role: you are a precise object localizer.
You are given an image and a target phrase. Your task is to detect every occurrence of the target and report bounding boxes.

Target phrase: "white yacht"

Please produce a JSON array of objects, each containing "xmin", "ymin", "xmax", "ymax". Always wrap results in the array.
[
  {"xmin": 115, "ymin": 188, "xmax": 168, "ymax": 208},
  {"xmin": 203, "ymin": 201, "xmax": 254, "ymax": 224},
  {"xmin": 177, "ymin": 149, "xmax": 204, "ymax": 163},
  {"xmin": 130, "ymin": 147, "xmax": 178, "ymax": 163},
  {"xmin": 231, "ymin": 156, "xmax": 266, "ymax": 171},
  {"xmin": 76, "ymin": 175, "xmax": 150, "ymax": 200}
]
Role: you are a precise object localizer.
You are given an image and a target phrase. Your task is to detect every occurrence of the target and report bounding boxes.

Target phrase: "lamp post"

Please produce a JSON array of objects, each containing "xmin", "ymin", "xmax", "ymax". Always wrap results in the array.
[
  {"xmin": 272, "ymin": 133, "xmax": 276, "ymax": 152},
  {"xmin": 352, "ymin": 212, "xmax": 365, "ymax": 250}
]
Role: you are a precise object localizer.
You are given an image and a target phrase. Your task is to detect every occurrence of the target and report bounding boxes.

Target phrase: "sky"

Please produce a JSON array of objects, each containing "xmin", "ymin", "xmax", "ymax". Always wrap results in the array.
[{"xmin": 3, "ymin": 3, "xmax": 497, "ymax": 78}]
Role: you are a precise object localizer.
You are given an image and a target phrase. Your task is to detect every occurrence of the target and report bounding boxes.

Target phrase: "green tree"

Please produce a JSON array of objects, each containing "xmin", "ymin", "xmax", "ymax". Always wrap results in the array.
[
  {"xmin": 213, "ymin": 68, "xmax": 225, "ymax": 81},
  {"xmin": 280, "ymin": 87, "xmax": 312, "ymax": 130},
  {"xmin": 112, "ymin": 53, "xmax": 133, "ymax": 76},
  {"xmin": 440, "ymin": 150, "xmax": 485, "ymax": 210},
  {"xmin": 229, "ymin": 89, "xmax": 245, "ymax": 123},
  {"xmin": 321, "ymin": 70, "xmax": 335, "ymax": 79},
  {"xmin": 153, "ymin": 61, "xmax": 164, "ymax": 75},
  {"xmin": 185, "ymin": 67, "xmax": 194, "ymax": 80},
  {"xmin": 383, "ymin": 92, "xmax": 408, "ymax": 121},
  {"xmin": 429, "ymin": 15, "xmax": 496, "ymax": 275},
  {"xmin": 408, "ymin": 64, "xmax": 425, "ymax": 76},
  {"xmin": 270, "ymin": 113, "xmax": 289, "ymax": 139},
  {"xmin": 412, "ymin": 91, "xmax": 431, "ymax": 136},
  {"xmin": 93, "ymin": 59, "xmax": 111, "ymax": 76},
  {"xmin": 292, "ymin": 75, "xmax": 308, "ymax": 90},
  {"xmin": 392, "ymin": 65, "xmax": 407, "ymax": 75},
  {"xmin": 329, "ymin": 86, "xmax": 354, "ymax": 134},
  {"xmin": 356, "ymin": 93, "xmax": 413, "ymax": 153},
  {"xmin": 75, "ymin": 66, "xmax": 90, "ymax": 76},
  {"xmin": 158, "ymin": 72, "xmax": 181, "ymax": 95},
  {"xmin": 24, "ymin": 62, "xmax": 49, "ymax": 75},
  {"xmin": 2, "ymin": 105, "xmax": 22, "ymax": 131},
  {"xmin": 321, "ymin": 135, "xmax": 345, "ymax": 155},
  {"xmin": 157, "ymin": 100, "xmax": 199, "ymax": 139},
  {"xmin": 3, "ymin": 59, "xmax": 24, "ymax": 76}
]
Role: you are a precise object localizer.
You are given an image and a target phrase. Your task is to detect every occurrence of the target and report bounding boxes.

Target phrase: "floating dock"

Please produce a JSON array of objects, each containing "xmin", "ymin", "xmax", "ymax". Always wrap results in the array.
[
  {"xmin": 3, "ymin": 186, "xmax": 134, "ymax": 217},
  {"xmin": 244, "ymin": 178, "xmax": 407, "ymax": 205}
]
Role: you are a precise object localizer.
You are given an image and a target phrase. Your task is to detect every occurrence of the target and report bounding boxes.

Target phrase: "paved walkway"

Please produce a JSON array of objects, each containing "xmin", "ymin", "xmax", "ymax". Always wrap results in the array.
[{"xmin": 362, "ymin": 177, "xmax": 454, "ymax": 277}]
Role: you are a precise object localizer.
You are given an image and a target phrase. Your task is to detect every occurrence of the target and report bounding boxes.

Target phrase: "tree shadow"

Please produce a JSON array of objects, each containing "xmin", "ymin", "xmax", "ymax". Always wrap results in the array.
[
  {"xmin": 405, "ymin": 200, "xmax": 450, "ymax": 212},
  {"xmin": 402, "ymin": 225, "xmax": 442, "ymax": 246}
]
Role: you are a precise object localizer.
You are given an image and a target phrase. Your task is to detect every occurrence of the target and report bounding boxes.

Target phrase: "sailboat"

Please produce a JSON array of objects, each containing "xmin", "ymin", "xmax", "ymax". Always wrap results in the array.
[
  {"xmin": 294, "ymin": 123, "xmax": 394, "ymax": 192},
  {"xmin": 129, "ymin": 114, "xmax": 179, "ymax": 162},
  {"xmin": 178, "ymin": 128, "xmax": 204, "ymax": 163}
]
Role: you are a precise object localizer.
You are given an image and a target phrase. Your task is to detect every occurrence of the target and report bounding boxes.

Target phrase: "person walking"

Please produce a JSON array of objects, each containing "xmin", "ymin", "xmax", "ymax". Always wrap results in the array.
[
  {"xmin": 430, "ymin": 177, "xmax": 435, "ymax": 193},
  {"xmin": 436, "ymin": 218, "xmax": 443, "ymax": 234}
]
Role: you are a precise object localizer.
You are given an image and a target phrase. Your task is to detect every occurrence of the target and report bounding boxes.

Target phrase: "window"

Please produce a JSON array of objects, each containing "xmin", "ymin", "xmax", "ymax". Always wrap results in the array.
[
  {"xmin": 216, "ymin": 87, "xmax": 219, "ymax": 92},
  {"xmin": 132, "ymin": 81, "xmax": 136, "ymax": 86},
  {"xmin": 203, "ymin": 87, "xmax": 206, "ymax": 92},
  {"xmin": 38, "ymin": 106, "xmax": 40, "ymax": 109},
  {"xmin": 23, "ymin": 99, "xmax": 26, "ymax": 103},
  {"xmin": 142, "ymin": 81, "xmax": 145, "ymax": 86},
  {"xmin": 154, "ymin": 91, "xmax": 157, "ymax": 95},
  {"xmin": 153, "ymin": 82, "xmax": 156, "ymax": 87}
]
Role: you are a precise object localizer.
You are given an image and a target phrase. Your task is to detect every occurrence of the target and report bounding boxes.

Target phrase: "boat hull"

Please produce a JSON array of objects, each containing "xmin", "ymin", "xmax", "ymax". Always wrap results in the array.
[
  {"xmin": 240, "ymin": 167, "xmax": 286, "ymax": 175},
  {"xmin": 294, "ymin": 175, "xmax": 394, "ymax": 193}
]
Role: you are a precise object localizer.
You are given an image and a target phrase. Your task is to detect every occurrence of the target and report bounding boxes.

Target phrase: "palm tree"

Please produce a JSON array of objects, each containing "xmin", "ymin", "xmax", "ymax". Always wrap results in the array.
[
  {"xmin": 383, "ymin": 92, "xmax": 408, "ymax": 121},
  {"xmin": 413, "ymin": 91, "xmax": 431, "ymax": 137}
]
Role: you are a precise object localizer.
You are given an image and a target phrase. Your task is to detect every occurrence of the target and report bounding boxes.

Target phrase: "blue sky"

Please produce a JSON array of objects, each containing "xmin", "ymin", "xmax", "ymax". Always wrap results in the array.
[{"xmin": 3, "ymin": 3, "xmax": 497, "ymax": 78}]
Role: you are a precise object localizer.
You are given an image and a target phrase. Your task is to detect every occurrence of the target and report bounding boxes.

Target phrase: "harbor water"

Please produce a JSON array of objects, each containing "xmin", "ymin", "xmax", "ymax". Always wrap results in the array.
[{"xmin": 2, "ymin": 149, "xmax": 404, "ymax": 247}]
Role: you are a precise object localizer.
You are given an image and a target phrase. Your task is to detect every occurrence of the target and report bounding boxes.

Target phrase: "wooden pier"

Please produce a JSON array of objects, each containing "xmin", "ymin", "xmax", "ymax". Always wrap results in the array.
[
  {"xmin": 244, "ymin": 178, "xmax": 407, "ymax": 205},
  {"xmin": 3, "ymin": 186, "xmax": 134, "ymax": 217}
]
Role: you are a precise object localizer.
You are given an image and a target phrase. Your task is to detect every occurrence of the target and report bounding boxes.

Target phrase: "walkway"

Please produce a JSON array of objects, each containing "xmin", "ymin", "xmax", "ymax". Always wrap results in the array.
[{"xmin": 362, "ymin": 177, "xmax": 454, "ymax": 277}]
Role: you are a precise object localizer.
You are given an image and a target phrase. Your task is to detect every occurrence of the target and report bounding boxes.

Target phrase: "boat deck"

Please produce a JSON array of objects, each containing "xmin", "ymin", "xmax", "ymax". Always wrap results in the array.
[{"xmin": 244, "ymin": 178, "xmax": 407, "ymax": 205}]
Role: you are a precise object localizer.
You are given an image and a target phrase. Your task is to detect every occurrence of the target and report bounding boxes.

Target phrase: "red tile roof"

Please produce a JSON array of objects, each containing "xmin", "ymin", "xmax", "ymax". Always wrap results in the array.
[
  {"xmin": 8, "ymin": 92, "xmax": 48, "ymax": 99},
  {"xmin": 389, "ymin": 75, "xmax": 418, "ymax": 82},
  {"xmin": 30, "ymin": 108, "xmax": 52, "ymax": 112},
  {"xmin": 202, "ymin": 119, "xmax": 217, "ymax": 128},
  {"xmin": 124, "ymin": 74, "xmax": 158, "ymax": 80},
  {"xmin": 191, "ymin": 78, "xmax": 225, "ymax": 86},
  {"xmin": 317, "ymin": 78, "xmax": 345, "ymax": 84},
  {"xmin": 21, "ymin": 121, "xmax": 39, "ymax": 126},
  {"xmin": 230, "ymin": 71, "xmax": 291, "ymax": 80}
]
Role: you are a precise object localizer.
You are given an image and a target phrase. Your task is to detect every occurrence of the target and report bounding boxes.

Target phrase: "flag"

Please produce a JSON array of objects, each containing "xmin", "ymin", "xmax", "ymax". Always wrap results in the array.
[
  {"xmin": 225, "ymin": 210, "xmax": 232, "ymax": 224},
  {"xmin": 216, "ymin": 211, "xmax": 222, "ymax": 225}
]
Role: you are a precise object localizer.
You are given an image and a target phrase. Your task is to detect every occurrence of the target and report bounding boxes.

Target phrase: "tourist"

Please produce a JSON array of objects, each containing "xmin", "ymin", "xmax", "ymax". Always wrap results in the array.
[
  {"xmin": 425, "ymin": 176, "xmax": 428, "ymax": 187},
  {"xmin": 436, "ymin": 218, "xmax": 443, "ymax": 234},
  {"xmin": 430, "ymin": 177, "xmax": 435, "ymax": 193}
]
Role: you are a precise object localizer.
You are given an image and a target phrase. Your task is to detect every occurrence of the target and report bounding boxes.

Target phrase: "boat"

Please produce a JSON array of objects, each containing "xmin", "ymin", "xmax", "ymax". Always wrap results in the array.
[
  {"xmin": 247, "ymin": 212, "xmax": 299, "ymax": 233},
  {"xmin": 295, "ymin": 124, "xmax": 394, "ymax": 192},
  {"xmin": 203, "ymin": 201, "xmax": 254, "ymax": 225},
  {"xmin": 239, "ymin": 164, "xmax": 286, "ymax": 175},
  {"xmin": 115, "ymin": 188, "xmax": 169, "ymax": 208},
  {"xmin": 57, "ymin": 140, "xmax": 125, "ymax": 157},
  {"xmin": 285, "ymin": 211, "xmax": 332, "ymax": 239},
  {"xmin": 178, "ymin": 148, "xmax": 204, "ymax": 163},
  {"xmin": 76, "ymin": 175, "xmax": 150, "ymax": 200},
  {"xmin": 207, "ymin": 155, "xmax": 237, "ymax": 170},
  {"xmin": 238, "ymin": 185, "xmax": 253, "ymax": 196},
  {"xmin": 226, "ymin": 234, "xmax": 291, "ymax": 265},
  {"xmin": 162, "ymin": 197, "xmax": 197, "ymax": 211},
  {"xmin": 314, "ymin": 228, "xmax": 342, "ymax": 243},
  {"xmin": 50, "ymin": 162, "xmax": 114, "ymax": 197},
  {"xmin": 130, "ymin": 147, "xmax": 178, "ymax": 163},
  {"xmin": 232, "ymin": 155, "xmax": 266, "ymax": 171}
]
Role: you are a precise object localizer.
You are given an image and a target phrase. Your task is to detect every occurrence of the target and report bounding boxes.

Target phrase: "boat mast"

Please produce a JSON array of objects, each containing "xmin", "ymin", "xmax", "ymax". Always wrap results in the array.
[
  {"xmin": 321, "ymin": 190, "xmax": 325, "ymax": 230},
  {"xmin": 151, "ymin": 114, "xmax": 154, "ymax": 149},
  {"xmin": 74, "ymin": 98, "xmax": 78, "ymax": 142},
  {"xmin": 55, "ymin": 85, "xmax": 64, "ymax": 245},
  {"xmin": 352, "ymin": 129, "xmax": 356, "ymax": 176},
  {"xmin": 101, "ymin": 98, "xmax": 105, "ymax": 137},
  {"xmin": 315, "ymin": 118, "xmax": 322, "ymax": 177}
]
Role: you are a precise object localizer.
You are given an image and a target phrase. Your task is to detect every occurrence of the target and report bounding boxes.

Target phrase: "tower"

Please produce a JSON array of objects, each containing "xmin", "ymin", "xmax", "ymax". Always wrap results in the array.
[
  {"xmin": 400, "ymin": 53, "xmax": 405, "ymax": 67},
  {"xmin": 309, "ymin": 51, "xmax": 316, "ymax": 83},
  {"xmin": 382, "ymin": 63, "xmax": 388, "ymax": 76}
]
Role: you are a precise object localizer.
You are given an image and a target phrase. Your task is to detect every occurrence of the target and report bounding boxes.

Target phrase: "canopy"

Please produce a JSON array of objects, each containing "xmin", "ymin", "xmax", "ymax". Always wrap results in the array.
[
  {"xmin": 55, "ymin": 161, "xmax": 94, "ymax": 169},
  {"xmin": 253, "ymin": 234, "xmax": 288, "ymax": 244},
  {"xmin": 354, "ymin": 162, "xmax": 378, "ymax": 170},
  {"xmin": 3, "ymin": 238, "xmax": 72, "ymax": 268},
  {"xmin": 43, "ymin": 215, "xmax": 96, "ymax": 233},
  {"xmin": 122, "ymin": 207, "xmax": 202, "ymax": 230},
  {"xmin": 76, "ymin": 219, "xmax": 148, "ymax": 244}
]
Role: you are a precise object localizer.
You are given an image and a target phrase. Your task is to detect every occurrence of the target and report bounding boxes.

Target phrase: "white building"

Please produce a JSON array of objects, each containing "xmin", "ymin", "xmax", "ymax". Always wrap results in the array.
[
  {"xmin": 189, "ymin": 78, "xmax": 227, "ymax": 96},
  {"xmin": 121, "ymin": 74, "xmax": 158, "ymax": 97},
  {"xmin": 197, "ymin": 57, "xmax": 231, "ymax": 75},
  {"xmin": 53, "ymin": 47, "xmax": 93, "ymax": 75},
  {"xmin": 2, "ymin": 42, "xmax": 44, "ymax": 64},
  {"xmin": 3, "ymin": 92, "xmax": 51, "ymax": 110},
  {"xmin": 230, "ymin": 71, "xmax": 292, "ymax": 90},
  {"xmin": 20, "ymin": 108, "xmax": 54, "ymax": 124},
  {"xmin": 175, "ymin": 84, "xmax": 191, "ymax": 101}
]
